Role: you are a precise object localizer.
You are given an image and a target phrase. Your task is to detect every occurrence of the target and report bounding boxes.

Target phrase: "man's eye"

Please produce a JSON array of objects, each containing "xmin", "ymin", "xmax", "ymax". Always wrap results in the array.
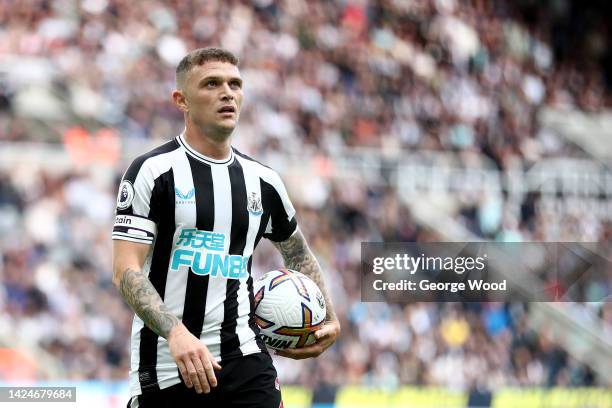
[
  {"xmin": 230, "ymin": 81, "xmax": 242, "ymax": 89},
  {"xmin": 206, "ymin": 81, "xmax": 217, "ymax": 87}
]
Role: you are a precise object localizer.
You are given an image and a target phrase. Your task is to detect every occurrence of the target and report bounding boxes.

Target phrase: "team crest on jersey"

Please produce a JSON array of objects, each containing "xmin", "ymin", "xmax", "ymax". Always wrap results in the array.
[
  {"xmin": 117, "ymin": 180, "xmax": 134, "ymax": 210},
  {"xmin": 247, "ymin": 192, "xmax": 263, "ymax": 216}
]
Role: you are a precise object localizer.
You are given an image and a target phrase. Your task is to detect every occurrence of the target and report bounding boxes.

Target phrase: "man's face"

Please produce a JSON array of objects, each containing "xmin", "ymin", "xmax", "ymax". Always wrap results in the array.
[{"xmin": 177, "ymin": 61, "xmax": 243, "ymax": 138}]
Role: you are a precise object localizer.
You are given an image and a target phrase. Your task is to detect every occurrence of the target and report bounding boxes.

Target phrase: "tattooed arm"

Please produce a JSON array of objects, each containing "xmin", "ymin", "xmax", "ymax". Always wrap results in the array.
[
  {"xmin": 272, "ymin": 228, "xmax": 341, "ymax": 359},
  {"xmin": 116, "ymin": 267, "xmax": 180, "ymax": 338},
  {"xmin": 112, "ymin": 240, "xmax": 221, "ymax": 394},
  {"xmin": 273, "ymin": 228, "xmax": 337, "ymax": 321},
  {"xmin": 112, "ymin": 240, "xmax": 179, "ymax": 338}
]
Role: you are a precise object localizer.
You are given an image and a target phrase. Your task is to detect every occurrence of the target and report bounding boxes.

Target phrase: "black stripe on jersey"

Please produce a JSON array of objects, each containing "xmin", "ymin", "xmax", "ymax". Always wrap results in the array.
[
  {"xmin": 260, "ymin": 179, "xmax": 297, "ymax": 242},
  {"xmin": 220, "ymin": 160, "xmax": 249, "ymax": 360},
  {"xmin": 254, "ymin": 179, "xmax": 272, "ymax": 249},
  {"xmin": 122, "ymin": 139, "xmax": 179, "ymax": 184},
  {"xmin": 181, "ymin": 157, "xmax": 214, "ymax": 340},
  {"xmin": 138, "ymin": 169, "xmax": 176, "ymax": 392}
]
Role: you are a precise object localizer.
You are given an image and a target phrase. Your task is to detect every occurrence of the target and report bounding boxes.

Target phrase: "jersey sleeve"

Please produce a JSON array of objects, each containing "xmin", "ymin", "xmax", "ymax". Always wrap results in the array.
[
  {"xmin": 263, "ymin": 172, "xmax": 298, "ymax": 242},
  {"xmin": 112, "ymin": 158, "xmax": 158, "ymax": 245}
]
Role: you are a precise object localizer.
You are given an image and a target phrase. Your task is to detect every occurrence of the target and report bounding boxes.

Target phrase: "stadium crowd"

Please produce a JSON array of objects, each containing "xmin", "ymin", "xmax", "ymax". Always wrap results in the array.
[
  {"xmin": 0, "ymin": 0, "xmax": 611, "ymax": 395},
  {"xmin": 1, "ymin": 0, "xmax": 610, "ymax": 153},
  {"xmin": 0, "ymin": 164, "xmax": 610, "ymax": 389}
]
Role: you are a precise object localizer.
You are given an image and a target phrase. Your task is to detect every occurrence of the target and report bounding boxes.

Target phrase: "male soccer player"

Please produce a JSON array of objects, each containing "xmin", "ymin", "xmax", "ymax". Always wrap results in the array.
[{"xmin": 112, "ymin": 47, "xmax": 340, "ymax": 407}]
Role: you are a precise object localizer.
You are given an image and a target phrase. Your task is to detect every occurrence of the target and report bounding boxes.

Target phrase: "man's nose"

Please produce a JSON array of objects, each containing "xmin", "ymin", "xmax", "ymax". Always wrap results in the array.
[{"xmin": 220, "ymin": 83, "xmax": 234, "ymax": 101}]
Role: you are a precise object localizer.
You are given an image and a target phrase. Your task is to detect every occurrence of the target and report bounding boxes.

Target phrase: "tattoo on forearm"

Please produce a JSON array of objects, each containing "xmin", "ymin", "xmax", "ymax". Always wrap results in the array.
[
  {"xmin": 119, "ymin": 268, "xmax": 179, "ymax": 338},
  {"xmin": 274, "ymin": 229, "xmax": 337, "ymax": 321}
]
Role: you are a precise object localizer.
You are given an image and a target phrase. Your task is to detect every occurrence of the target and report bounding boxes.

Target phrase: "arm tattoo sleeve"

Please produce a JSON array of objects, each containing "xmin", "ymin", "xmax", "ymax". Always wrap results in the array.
[
  {"xmin": 273, "ymin": 229, "xmax": 337, "ymax": 321},
  {"xmin": 118, "ymin": 268, "xmax": 179, "ymax": 339}
]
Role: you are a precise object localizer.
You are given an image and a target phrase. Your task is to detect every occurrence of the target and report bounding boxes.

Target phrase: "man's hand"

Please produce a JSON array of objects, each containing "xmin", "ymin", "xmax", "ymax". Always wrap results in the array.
[
  {"xmin": 168, "ymin": 324, "xmax": 222, "ymax": 394},
  {"xmin": 275, "ymin": 319, "xmax": 340, "ymax": 360}
]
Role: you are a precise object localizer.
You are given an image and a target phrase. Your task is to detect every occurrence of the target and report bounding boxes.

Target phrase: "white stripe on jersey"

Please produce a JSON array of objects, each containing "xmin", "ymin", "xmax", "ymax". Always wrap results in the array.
[
  {"xmin": 162, "ymin": 149, "xmax": 194, "ymax": 320},
  {"xmin": 132, "ymin": 157, "xmax": 165, "ymax": 217},
  {"xmin": 200, "ymin": 165, "xmax": 232, "ymax": 358},
  {"xmin": 129, "ymin": 396, "xmax": 139, "ymax": 408}
]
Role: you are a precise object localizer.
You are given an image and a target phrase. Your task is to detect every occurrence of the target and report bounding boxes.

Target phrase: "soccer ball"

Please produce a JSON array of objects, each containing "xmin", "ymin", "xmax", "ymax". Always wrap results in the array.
[{"xmin": 253, "ymin": 268, "xmax": 326, "ymax": 350}]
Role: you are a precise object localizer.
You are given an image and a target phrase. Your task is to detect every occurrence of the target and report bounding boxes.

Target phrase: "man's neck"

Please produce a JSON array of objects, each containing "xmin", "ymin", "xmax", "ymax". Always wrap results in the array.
[{"xmin": 183, "ymin": 123, "xmax": 232, "ymax": 160}]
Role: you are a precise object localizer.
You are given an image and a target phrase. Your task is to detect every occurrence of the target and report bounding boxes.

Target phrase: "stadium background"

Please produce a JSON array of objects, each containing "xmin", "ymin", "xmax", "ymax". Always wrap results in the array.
[{"xmin": 0, "ymin": 0, "xmax": 611, "ymax": 407}]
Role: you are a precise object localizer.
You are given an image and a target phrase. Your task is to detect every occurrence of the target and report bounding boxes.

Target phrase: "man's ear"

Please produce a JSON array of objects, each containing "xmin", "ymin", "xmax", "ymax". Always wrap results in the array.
[{"xmin": 172, "ymin": 89, "xmax": 188, "ymax": 113}]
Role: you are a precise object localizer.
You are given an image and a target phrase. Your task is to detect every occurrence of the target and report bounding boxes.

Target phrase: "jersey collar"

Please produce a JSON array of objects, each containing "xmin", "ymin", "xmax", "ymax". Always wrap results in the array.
[{"xmin": 177, "ymin": 133, "xmax": 235, "ymax": 165}]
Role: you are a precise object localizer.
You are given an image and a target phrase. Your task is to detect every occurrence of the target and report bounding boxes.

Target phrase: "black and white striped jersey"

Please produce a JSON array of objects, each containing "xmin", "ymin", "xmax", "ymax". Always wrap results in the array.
[{"xmin": 112, "ymin": 133, "xmax": 297, "ymax": 397}]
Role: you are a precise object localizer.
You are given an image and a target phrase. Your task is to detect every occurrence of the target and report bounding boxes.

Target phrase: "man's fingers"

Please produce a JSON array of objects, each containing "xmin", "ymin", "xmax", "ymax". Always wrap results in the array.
[
  {"xmin": 204, "ymin": 362, "xmax": 217, "ymax": 389},
  {"xmin": 275, "ymin": 344, "xmax": 324, "ymax": 359},
  {"xmin": 192, "ymin": 355, "xmax": 210, "ymax": 394},
  {"xmin": 211, "ymin": 356, "xmax": 222, "ymax": 371},
  {"xmin": 313, "ymin": 333, "xmax": 335, "ymax": 350},
  {"xmin": 315, "ymin": 320, "xmax": 341, "ymax": 340},
  {"xmin": 275, "ymin": 348, "xmax": 307, "ymax": 359},
  {"xmin": 276, "ymin": 321, "xmax": 340, "ymax": 360},
  {"xmin": 204, "ymin": 349, "xmax": 222, "ymax": 371},
  {"xmin": 168, "ymin": 326, "xmax": 223, "ymax": 393},
  {"xmin": 314, "ymin": 326, "xmax": 332, "ymax": 340},
  {"xmin": 275, "ymin": 334, "xmax": 335, "ymax": 359},
  {"xmin": 184, "ymin": 358, "xmax": 203, "ymax": 394},
  {"xmin": 199, "ymin": 353, "xmax": 217, "ymax": 389},
  {"xmin": 177, "ymin": 360, "xmax": 190, "ymax": 388}
]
